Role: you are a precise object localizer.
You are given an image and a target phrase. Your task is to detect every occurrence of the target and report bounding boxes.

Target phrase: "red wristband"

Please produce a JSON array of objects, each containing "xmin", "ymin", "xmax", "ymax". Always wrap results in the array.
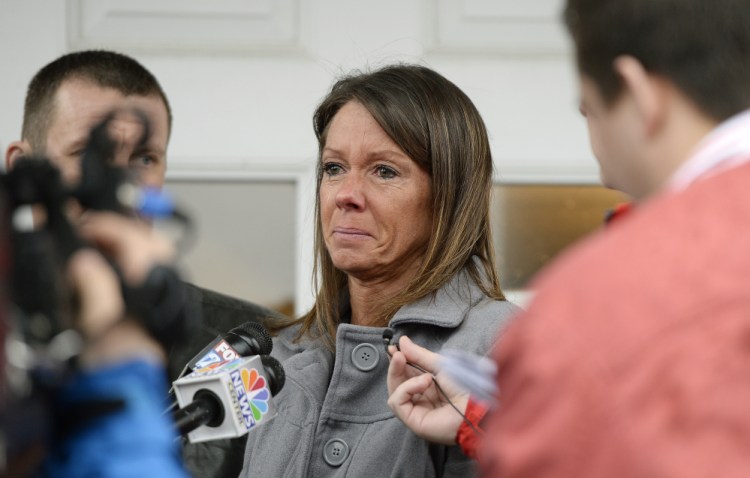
[{"xmin": 456, "ymin": 398, "xmax": 488, "ymax": 459}]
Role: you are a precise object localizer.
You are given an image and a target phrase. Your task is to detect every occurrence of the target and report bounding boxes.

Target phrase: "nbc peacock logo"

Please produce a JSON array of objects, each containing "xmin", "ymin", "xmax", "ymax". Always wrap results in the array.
[{"xmin": 231, "ymin": 367, "xmax": 271, "ymax": 430}]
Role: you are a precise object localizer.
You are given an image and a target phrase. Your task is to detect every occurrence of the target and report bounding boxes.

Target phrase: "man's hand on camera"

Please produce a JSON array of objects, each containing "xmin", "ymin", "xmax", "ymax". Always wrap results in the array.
[{"xmin": 68, "ymin": 212, "xmax": 176, "ymax": 368}]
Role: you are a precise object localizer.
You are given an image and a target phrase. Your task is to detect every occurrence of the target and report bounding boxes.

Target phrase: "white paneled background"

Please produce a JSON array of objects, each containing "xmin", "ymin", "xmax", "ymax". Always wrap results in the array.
[{"xmin": 0, "ymin": 0, "xmax": 598, "ymax": 315}]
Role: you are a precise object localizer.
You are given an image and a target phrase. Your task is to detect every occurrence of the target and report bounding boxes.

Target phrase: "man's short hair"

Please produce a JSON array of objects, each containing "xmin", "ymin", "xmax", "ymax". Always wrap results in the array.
[
  {"xmin": 564, "ymin": 0, "xmax": 750, "ymax": 121},
  {"xmin": 22, "ymin": 49, "xmax": 172, "ymax": 151}
]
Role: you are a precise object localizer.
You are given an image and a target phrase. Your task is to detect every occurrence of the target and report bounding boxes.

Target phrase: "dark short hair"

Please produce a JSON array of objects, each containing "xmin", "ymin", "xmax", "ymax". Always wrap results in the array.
[
  {"xmin": 298, "ymin": 64, "xmax": 504, "ymax": 348},
  {"xmin": 564, "ymin": 0, "xmax": 750, "ymax": 121},
  {"xmin": 22, "ymin": 49, "xmax": 172, "ymax": 151}
]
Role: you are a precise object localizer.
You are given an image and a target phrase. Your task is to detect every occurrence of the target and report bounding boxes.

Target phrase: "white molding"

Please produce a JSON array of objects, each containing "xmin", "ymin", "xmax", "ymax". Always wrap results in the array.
[
  {"xmin": 66, "ymin": 0, "xmax": 302, "ymax": 54},
  {"xmin": 427, "ymin": 0, "xmax": 569, "ymax": 56},
  {"xmin": 165, "ymin": 161, "xmax": 310, "ymax": 182},
  {"xmin": 494, "ymin": 172, "xmax": 602, "ymax": 185}
]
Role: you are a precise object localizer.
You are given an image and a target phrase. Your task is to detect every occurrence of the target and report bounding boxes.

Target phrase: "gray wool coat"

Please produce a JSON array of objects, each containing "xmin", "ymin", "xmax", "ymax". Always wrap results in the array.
[{"xmin": 240, "ymin": 268, "xmax": 520, "ymax": 478}]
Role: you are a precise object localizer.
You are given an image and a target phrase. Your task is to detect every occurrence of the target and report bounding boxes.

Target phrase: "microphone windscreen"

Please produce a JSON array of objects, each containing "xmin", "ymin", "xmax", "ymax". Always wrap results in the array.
[
  {"xmin": 260, "ymin": 355, "xmax": 285, "ymax": 396},
  {"xmin": 382, "ymin": 328, "xmax": 394, "ymax": 343},
  {"xmin": 230, "ymin": 322, "xmax": 273, "ymax": 355}
]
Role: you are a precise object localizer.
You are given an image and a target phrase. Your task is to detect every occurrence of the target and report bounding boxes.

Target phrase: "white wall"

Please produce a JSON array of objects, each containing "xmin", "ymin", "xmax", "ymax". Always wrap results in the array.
[{"xmin": 0, "ymin": 0, "xmax": 598, "ymax": 315}]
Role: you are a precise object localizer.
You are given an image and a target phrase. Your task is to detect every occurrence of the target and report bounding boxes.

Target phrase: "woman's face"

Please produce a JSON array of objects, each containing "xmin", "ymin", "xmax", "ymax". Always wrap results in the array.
[{"xmin": 319, "ymin": 101, "xmax": 433, "ymax": 282}]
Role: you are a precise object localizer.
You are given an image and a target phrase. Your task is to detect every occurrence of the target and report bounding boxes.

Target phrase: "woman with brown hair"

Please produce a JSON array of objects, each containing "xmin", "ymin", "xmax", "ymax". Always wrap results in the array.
[{"xmin": 240, "ymin": 64, "xmax": 519, "ymax": 478}]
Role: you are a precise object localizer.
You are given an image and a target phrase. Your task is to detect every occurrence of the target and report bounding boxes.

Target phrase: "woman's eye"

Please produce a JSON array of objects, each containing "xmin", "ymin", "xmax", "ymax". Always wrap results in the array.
[
  {"xmin": 323, "ymin": 163, "xmax": 343, "ymax": 176},
  {"xmin": 376, "ymin": 165, "xmax": 397, "ymax": 179}
]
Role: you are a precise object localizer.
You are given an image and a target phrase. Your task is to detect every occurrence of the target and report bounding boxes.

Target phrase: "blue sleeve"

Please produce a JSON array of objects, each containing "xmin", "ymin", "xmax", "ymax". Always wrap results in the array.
[{"xmin": 43, "ymin": 359, "xmax": 189, "ymax": 478}]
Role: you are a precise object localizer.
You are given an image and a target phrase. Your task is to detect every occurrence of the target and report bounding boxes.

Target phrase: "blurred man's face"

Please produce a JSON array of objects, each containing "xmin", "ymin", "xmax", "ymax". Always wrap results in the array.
[
  {"xmin": 43, "ymin": 79, "xmax": 169, "ymax": 188},
  {"xmin": 578, "ymin": 75, "xmax": 647, "ymax": 199}
]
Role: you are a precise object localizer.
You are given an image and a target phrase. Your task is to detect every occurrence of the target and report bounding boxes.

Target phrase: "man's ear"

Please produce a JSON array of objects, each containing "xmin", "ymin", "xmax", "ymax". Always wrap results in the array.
[
  {"xmin": 5, "ymin": 140, "xmax": 33, "ymax": 170},
  {"xmin": 613, "ymin": 55, "xmax": 669, "ymax": 136}
]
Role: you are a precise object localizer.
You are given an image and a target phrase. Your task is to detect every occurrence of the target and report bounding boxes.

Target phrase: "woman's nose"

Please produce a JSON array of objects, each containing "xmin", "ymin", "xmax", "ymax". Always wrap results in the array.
[{"xmin": 334, "ymin": 173, "xmax": 366, "ymax": 210}]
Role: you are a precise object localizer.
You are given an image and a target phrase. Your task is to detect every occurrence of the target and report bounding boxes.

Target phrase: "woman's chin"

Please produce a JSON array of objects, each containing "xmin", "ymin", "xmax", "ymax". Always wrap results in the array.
[{"xmin": 331, "ymin": 259, "xmax": 371, "ymax": 276}]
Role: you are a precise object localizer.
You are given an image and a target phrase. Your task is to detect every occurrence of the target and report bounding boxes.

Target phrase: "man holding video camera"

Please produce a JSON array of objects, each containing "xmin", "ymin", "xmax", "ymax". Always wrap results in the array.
[
  {"xmin": 1, "ymin": 100, "xmax": 193, "ymax": 477},
  {"xmin": 3, "ymin": 50, "xmax": 282, "ymax": 477}
]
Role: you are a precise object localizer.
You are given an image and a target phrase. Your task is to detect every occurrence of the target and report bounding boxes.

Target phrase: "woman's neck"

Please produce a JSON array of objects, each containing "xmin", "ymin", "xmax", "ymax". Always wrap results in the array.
[{"xmin": 347, "ymin": 263, "xmax": 420, "ymax": 326}]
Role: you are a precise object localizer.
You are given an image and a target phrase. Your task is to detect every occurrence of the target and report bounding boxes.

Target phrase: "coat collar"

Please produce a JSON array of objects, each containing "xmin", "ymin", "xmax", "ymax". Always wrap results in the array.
[{"xmin": 388, "ymin": 267, "xmax": 484, "ymax": 329}]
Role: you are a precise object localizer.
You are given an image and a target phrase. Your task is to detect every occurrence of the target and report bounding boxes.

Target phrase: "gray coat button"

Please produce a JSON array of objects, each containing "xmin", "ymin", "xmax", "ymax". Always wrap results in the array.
[
  {"xmin": 351, "ymin": 343, "xmax": 379, "ymax": 371},
  {"xmin": 323, "ymin": 438, "xmax": 349, "ymax": 466}
]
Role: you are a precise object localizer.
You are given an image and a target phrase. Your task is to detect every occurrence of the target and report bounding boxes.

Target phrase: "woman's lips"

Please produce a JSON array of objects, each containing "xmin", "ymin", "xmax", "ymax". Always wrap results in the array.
[{"xmin": 332, "ymin": 227, "xmax": 371, "ymax": 239}]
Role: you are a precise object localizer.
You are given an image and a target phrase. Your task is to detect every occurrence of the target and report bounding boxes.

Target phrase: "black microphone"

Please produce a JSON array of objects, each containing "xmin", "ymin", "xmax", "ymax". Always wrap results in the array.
[
  {"xmin": 183, "ymin": 322, "xmax": 273, "ymax": 376},
  {"xmin": 382, "ymin": 328, "xmax": 395, "ymax": 355},
  {"xmin": 383, "ymin": 328, "xmax": 430, "ymax": 374},
  {"xmin": 173, "ymin": 355, "xmax": 286, "ymax": 442}
]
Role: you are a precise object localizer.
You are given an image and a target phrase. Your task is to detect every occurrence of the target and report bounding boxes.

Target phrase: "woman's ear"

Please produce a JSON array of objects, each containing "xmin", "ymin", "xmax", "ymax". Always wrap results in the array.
[
  {"xmin": 613, "ymin": 55, "xmax": 668, "ymax": 137},
  {"xmin": 5, "ymin": 140, "xmax": 33, "ymax": 171}
]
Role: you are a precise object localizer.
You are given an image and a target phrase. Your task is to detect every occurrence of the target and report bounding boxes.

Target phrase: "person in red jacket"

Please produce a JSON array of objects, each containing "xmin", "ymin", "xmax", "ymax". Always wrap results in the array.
[{"xmin": 387, "ymin": 0, "xmax": 750, "ymax": 476}]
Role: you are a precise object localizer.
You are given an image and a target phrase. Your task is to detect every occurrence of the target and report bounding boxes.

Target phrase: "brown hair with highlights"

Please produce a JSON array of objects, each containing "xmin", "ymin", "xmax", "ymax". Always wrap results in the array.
[{"xmin": 292, "ymin": 64, "xmax": 505, "ymax": 350}]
